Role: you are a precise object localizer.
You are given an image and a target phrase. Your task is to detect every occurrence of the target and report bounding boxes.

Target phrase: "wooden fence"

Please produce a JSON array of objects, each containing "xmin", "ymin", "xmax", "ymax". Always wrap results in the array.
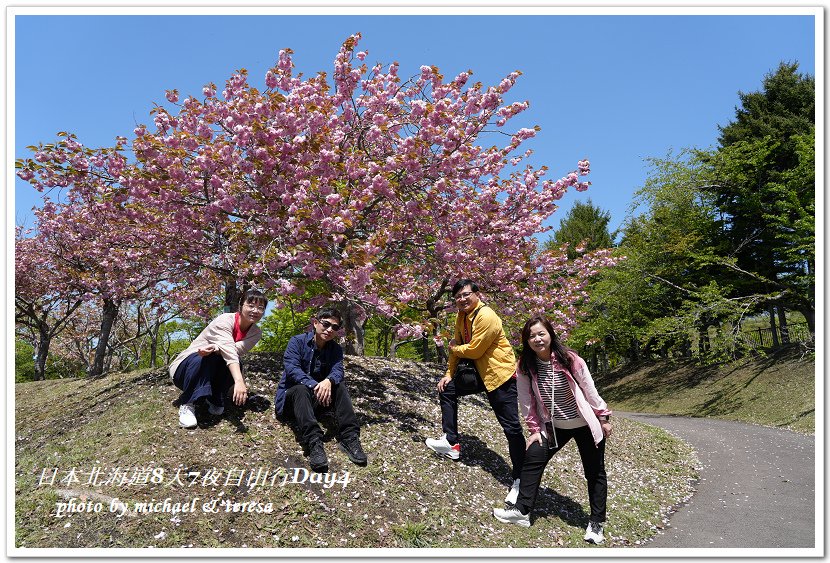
[{"xmin": 740, "ymin": 322, "xmax": 812, "ymax": 349}]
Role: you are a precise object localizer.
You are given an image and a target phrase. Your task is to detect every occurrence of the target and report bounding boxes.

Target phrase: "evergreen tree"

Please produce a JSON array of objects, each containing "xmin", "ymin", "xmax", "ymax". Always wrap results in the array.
[
  {"xmin": 547, "ymin": 199, "xmax": 615, "ymax": 259},
  {"xmin": 710, "ymin": 62, "xmax": 815, "ymax": 331}
]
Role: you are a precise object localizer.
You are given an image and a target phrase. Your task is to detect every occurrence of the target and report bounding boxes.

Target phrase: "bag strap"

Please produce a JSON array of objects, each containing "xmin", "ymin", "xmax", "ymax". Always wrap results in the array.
[{"xmin": 460, "ymin": 307, "xmax": 481, "ymax": 345}]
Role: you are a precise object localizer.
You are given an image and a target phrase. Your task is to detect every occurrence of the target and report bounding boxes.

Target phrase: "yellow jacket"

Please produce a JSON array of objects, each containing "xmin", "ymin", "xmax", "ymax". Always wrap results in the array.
[{"xmin": 446, "ymin": 302, "xmax": 516, "ymax": 392}]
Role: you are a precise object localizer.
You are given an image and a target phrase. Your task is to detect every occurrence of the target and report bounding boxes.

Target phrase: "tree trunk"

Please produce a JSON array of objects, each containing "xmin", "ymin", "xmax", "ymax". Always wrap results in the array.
[
  {"xmin": 681, "ymin": 338, "xmax": 692, "ymax": 358},
  {"xmin": 798, "ymin": 307, "xmax": 815, "ymax": 335},
  {"xmin": 698, "ymin": 327, "xmax": 709, "ymax": 356},
  {"xmin": 767, "ymin": 303, "xmax": 779, "ymax": 347},
  {"xmin": 776, "ymin": 304, "xmax": 790, "ymax": 344},
  {"xmin": 380, "ymin": 326, "xmax": 390, "ymax": 358},
  {"xmin": 629, "ymin": 337, "xmax": 640, "ymax": 363},
  {"xmin": 34, "ymin": 323, "xmax": 51, "ymax": 381},
  {"xmin": 435, "ymin": 340, "xmax": 448, "ymax": 364},
  {"xmin": 224, "ymin": 280, "xmax": 242, "ymax": 313},
  {"xmin": 420, "ymin": 334, "xmax": 431, "ymax": 362},
  {"xmin": 89, "ymin": 298, "xmax": 119, "ymax": 378},
  {"xmin": 601, "ymin": 338, "xmax": 610, "ymax": 375},
  {"xmin": 149, "ymin": 318, "xmax": 160, "ymax": 368},
  {"xmin": 341, "ymin": 303, "xmax": 365, "ymax": 356}
]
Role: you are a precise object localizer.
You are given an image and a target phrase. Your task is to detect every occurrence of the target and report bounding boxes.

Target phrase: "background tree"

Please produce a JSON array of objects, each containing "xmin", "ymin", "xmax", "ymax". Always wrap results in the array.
[
  {"xmin": 545, "ymin": 199, "xmax": 617, "ymax": 370},
  {"xmin": 547, "ymin": 198, "xmax": 615, "ymax": 259},
  {"xmin": 15, "ymin": 230, "xmax": 84, "ymax": 381},
  {"xmin": 710, "ymin": 61, "xmax": 815, "ymax": 335}
]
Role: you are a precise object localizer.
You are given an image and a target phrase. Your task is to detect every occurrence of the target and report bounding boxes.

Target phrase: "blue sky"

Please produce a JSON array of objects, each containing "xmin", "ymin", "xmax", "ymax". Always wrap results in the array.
[{"xmin": 12, "ymin": 9, "xmax": 817, "ymax": 238}]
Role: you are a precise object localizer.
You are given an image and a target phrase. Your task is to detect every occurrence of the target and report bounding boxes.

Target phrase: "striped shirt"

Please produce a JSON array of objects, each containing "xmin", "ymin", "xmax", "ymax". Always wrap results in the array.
[{"xmin": 536, "ymin": 357, "xmax": 586, "ymax": 429}]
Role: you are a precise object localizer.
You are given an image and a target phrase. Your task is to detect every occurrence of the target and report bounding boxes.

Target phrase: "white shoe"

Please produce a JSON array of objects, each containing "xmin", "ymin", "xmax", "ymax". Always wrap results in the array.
[
  {"xmin": 206, "ymin": 398, "xmax": 224, "ymax": 416},
  {"xmin": 178, "ymin": 403, "xmax": 197, "ymax": 428},
  {"xmin": 493, "ymin": 506, "xmax": 530, "ymax": 527},
  {"xmin": 425, "ymin": 434, "xmax": 460, "ymax": 460},
  {"xmin": 505, "ymin": 478, "xmax": 521, "ymax": 504},
  {"xmin": 584, "ymin": 521, "xmax": 604, "ymax": 544}
]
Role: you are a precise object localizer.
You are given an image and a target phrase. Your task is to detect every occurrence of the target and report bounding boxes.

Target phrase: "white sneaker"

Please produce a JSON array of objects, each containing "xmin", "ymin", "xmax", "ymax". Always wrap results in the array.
[
  {"xmin": 493, "ymin": 506, "xmax": 530, "ymax": 527},
  {"xmin": 178, "ymin": 403, "xmax": 197, "ymax": 428},
  {"xmin": 584, "ymin": 521, "xmax": 604, "ymax": 544},
  {"xmin": 505, "ymin": 478, "xmax": 521, "ymax": 504},
  {"xmin": 425, "ymin": 434, "xmax": 460, "ymax": 460},
  {"xmin": 206, "ymin": 399, "xmax": 224, "ymax": 416}
]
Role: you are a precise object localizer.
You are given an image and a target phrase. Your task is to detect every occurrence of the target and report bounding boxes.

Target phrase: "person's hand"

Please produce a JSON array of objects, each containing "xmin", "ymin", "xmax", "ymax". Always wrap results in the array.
[
  {"xmin": 197, "ymin": 345, "xmax": 218, "ymax": 356},
  {"xmin": 601, "ymin": 420, "xmax": 612, "ymax": 438},
  {"xmin": 232, "ymin": 380, "xmax": 248, "ymax": 406},
  {"xmin": 314, "ymin": 379, "xmax": 333, "ymax": 407},
  {"xmin": 437, "ymin": 375, "xmax": 452, "ymax": 392},
  {"xmin": 526, "ymin": 432, "xmax": 542, "ymax": 449},
  {"xmin": 448, "ymin": 339, "xmax": 457, "ymax": 348}
]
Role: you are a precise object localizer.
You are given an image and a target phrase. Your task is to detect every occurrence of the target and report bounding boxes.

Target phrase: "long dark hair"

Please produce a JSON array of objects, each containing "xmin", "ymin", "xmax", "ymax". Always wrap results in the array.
[{"xmin": 518, "ymin": 315, "xmax": 573, "ymax": 377}]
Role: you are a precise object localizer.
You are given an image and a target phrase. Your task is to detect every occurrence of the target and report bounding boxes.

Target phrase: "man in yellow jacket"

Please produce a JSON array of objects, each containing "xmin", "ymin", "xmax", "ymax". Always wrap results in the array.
[{"xmin": 425, "ymin": 279, "xmax": 525, "ymax": 505}]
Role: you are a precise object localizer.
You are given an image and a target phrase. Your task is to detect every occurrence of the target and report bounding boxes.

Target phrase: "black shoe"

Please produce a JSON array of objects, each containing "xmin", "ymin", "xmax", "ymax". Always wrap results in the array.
[
  {"xmin": 338, "ymin": 436, "xmax": 368, "ymax": 466},
  {"xmin": 308, "ymin": 441, "xmax": 328, "ymax": 472}
]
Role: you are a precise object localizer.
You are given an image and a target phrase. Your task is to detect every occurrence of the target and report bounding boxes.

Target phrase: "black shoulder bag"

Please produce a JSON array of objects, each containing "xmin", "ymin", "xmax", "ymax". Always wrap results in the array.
[{"xmin": 452, "ymin": 309, "xmax": 483, "ymax": 392}]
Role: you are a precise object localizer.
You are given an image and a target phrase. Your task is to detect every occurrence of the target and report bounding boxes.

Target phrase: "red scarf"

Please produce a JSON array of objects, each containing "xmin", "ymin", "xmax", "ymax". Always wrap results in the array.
[{"xmin": 232, "ymin": 312, "xmax": 249, "ymax": 342}]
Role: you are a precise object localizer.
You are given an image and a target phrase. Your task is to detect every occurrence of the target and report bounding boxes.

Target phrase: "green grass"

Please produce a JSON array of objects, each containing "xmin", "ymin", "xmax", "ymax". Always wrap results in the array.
[{"xmin": 600, "ymin": 346, "xmax": 815, "ymax": 433}]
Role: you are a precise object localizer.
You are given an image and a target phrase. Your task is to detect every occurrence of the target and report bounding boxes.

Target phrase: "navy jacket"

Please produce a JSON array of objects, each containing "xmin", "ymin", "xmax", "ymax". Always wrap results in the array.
[{"xmin": 274, "ymin": 330, "xmax": 345, "ymax": 416}]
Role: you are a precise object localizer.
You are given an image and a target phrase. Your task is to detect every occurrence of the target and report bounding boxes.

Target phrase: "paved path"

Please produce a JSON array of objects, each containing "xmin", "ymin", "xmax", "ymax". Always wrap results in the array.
[{"xmin": 619, "ymin": 412, "xmax": 816, "ymax": 549}]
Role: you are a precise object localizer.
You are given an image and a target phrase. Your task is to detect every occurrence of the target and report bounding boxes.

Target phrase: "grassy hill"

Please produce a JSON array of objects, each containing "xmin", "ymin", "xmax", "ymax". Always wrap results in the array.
[
  {"xmin": 14, "ymin": 354, "xmax": 699, "ymax": 550},
  {"xmin": 599, "ymin": 346, "xmax": 815, "ymax": 434}
]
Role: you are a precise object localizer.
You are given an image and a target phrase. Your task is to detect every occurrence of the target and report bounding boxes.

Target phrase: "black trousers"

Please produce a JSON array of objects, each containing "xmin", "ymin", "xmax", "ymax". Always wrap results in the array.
[
  {"xmin": 515, "ymin": 424, "xmax": 607, "ymax": 523},
  {"xmin": 439, "ymin": 375, "xmax": 525, "ymax": 480},
  {"xmin": 173, "ymin": 352, "xmax": 233, "ymax": 407},
  {"xmin": 283, "ymin": 382, "xmax": 360, "ymax": 446}
]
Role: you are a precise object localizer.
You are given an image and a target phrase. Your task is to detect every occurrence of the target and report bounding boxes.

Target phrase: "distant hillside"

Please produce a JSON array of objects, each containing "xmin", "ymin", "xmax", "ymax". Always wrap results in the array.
[
  {"xmin": 599, "ymin": 346, "xmax": 815, "ymax": 434},
  {"xmin": 15, "ymin": 354, "xmax": 697, "ymax": 549}
]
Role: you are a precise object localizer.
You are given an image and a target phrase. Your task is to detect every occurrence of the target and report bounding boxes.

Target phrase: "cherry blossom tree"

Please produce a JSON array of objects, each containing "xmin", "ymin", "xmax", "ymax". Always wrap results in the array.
[
  {"xmin": 17, "ymin": 136, "xmax": 189, "ymax": 377},
  {"xmin": 17, "ymin": 33, "xmax": 620, "ymax": 365},
  {"xmin": 15, "ymin": 230, "xmax": 84, "ymax": 380}
]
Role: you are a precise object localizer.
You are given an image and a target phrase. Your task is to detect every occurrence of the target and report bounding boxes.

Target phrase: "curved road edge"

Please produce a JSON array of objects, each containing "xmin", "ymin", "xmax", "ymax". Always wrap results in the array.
[{"xmin": 618, "ymin": 412, "xmax": 818, "ymax": 551}]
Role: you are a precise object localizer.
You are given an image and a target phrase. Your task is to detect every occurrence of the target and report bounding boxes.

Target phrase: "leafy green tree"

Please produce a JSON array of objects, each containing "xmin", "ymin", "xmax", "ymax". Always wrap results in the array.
[
  {"xmin": 572, "ymin": 150, "xmax": 755, "ymax": 366},
  {"xmin": 255, "ymin": 304, "xmax": 313, "ymax": 353},
  {"xmin": 15, "ymin": 339, "xmax": 36, "ymax": 383},
  {"xmin": 610, "ymin": 150, "xmax": 727, "ymax": 361}
]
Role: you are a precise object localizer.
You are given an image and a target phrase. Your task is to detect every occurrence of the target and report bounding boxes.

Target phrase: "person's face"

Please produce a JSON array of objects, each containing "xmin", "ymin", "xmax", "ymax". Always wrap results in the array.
[
  {"xmin": 454, "ymin": 285, "xmax": 480, "ymax": 315},
  {"xmin": 526, "ymin": 322, "xmax": 552, "ymax": 357},
  {"xmin": 241, "ymin": 300, "xmax": 266, "ymax": 324},
  {"xmin": 314, "ymin": 317, "xmax": 341, "ymax": 342}
]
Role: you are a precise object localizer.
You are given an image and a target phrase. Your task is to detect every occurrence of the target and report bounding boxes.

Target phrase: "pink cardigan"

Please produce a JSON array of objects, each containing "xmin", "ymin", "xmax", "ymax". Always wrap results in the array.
[
  {"xmin": 168, "ymin": 313, "xmax": 262, "ymax": 379},
  {"xmin": 516, "ymin": 351, "xmax": 612, "ymax": 447}
]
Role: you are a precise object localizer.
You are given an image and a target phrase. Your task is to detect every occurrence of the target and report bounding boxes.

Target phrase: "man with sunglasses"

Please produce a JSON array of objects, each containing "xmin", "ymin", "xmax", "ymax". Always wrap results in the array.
[{"xmin": 275, "ymin": 307, "xmax": 367, "ymax": 472}]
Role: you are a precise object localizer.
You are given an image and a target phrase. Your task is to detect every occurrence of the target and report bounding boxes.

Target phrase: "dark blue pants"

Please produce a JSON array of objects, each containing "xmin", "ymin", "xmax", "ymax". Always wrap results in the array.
[
  {"xmin": 173, "ymin": 352, "xmax": 234, "ymax": 407},
  {"xmin": 515, "ymin": 425, "xmax": 607, "ymax": 523},
  {"xmin": 439, "ymin": 375, "xmax": 525, "ymax": 480},
  {"xmin": 282, "ymin": 383, "xmax": 360, "ymax": 447}
]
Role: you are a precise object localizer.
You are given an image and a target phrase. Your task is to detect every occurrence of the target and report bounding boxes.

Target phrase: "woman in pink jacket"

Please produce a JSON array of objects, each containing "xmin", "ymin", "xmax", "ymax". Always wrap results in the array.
[{"xmin": 493, "ymin": 314, "xmax": 612, "ymax": 544}]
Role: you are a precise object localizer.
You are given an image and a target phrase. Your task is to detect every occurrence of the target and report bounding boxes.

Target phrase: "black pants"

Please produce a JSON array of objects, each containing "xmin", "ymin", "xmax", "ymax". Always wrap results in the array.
[
  {"xmin": 439, "ymin": 375, "xmax": 525, "ymax": 480},
  {"xmin": 173, "ymin": 352, "xmax": 233, "ymax": 407},
  {"xmin": 283, "ymin": 383, "xmax": 360, "ymax": 446},
  {"xmin": 515, "ymin": 425, "xmax": 607, "ymax": 523}
]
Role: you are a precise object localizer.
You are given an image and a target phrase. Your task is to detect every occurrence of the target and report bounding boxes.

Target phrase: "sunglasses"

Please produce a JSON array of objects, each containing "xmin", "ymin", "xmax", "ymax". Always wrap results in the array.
[{"xmin": 319, "ymin": 320, "xmax": 341, "ymax": 331}]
